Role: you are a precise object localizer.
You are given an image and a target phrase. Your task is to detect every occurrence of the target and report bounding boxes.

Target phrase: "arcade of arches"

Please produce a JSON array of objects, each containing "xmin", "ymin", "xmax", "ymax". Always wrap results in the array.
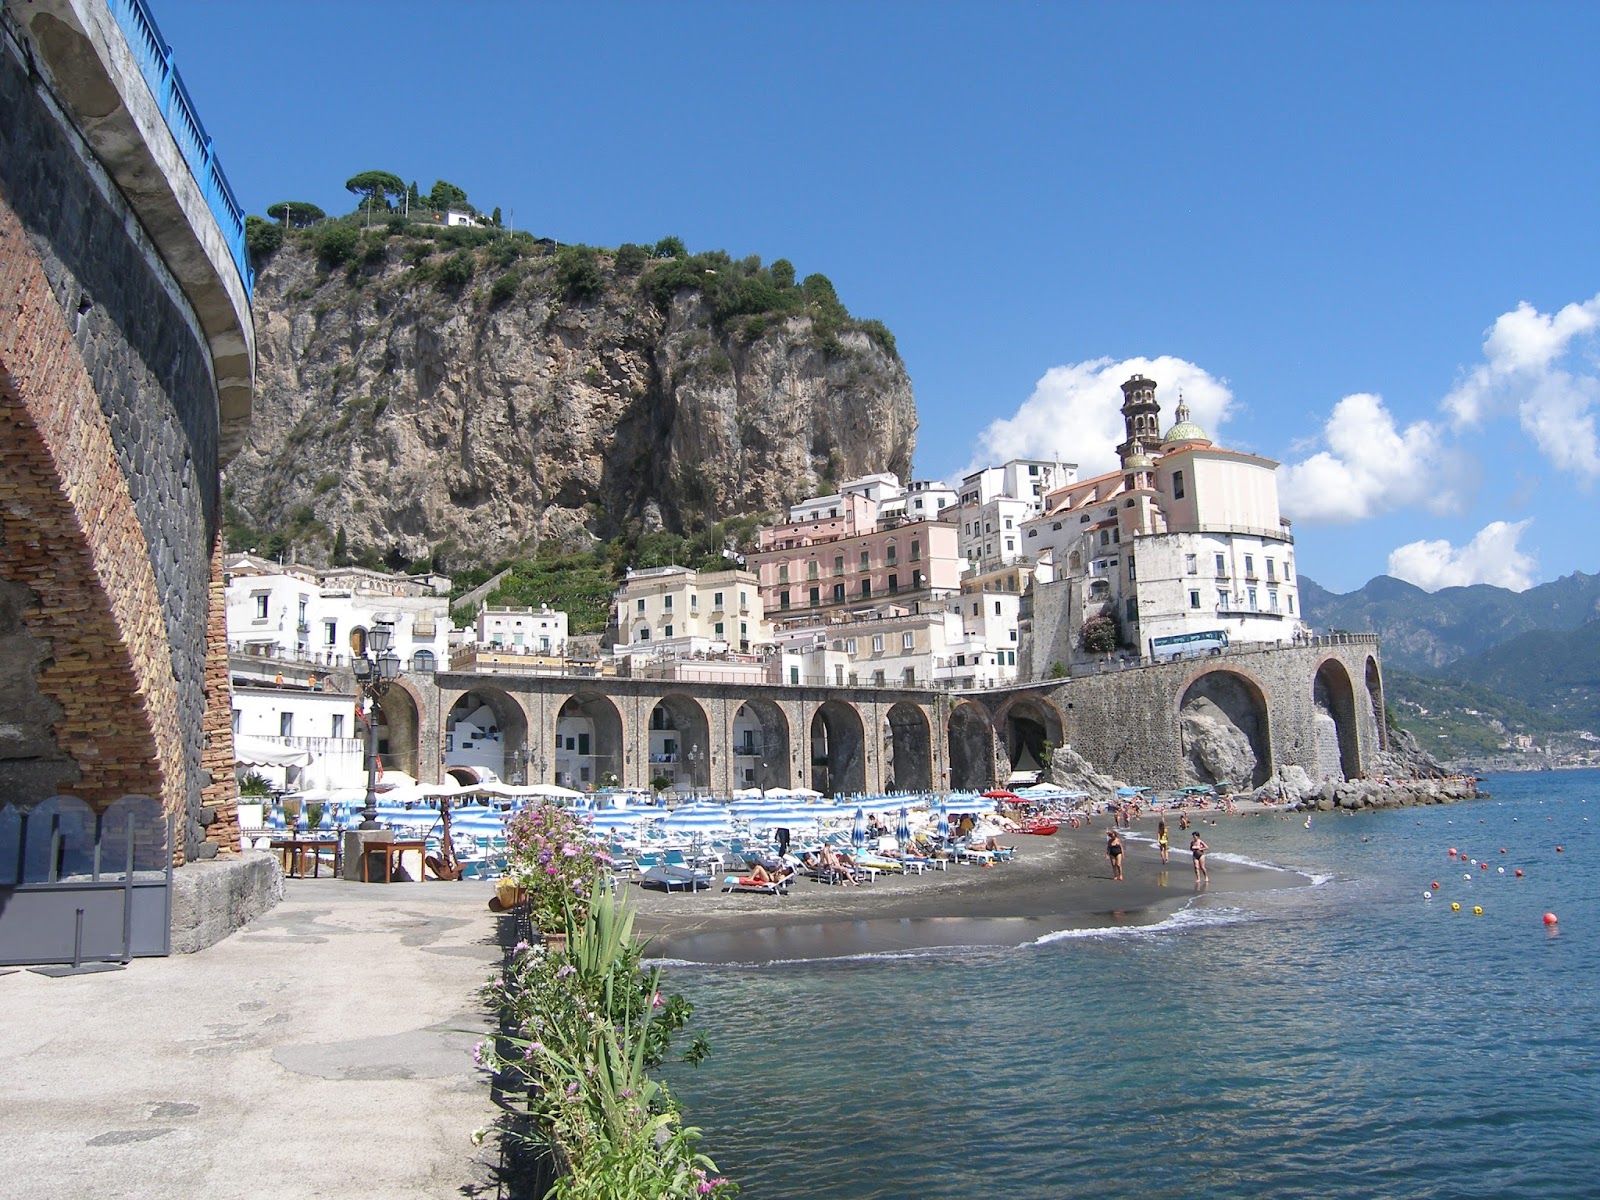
[{"xmin": 396, "ymin": 643, "xmax": 1383, "ymax": 798}]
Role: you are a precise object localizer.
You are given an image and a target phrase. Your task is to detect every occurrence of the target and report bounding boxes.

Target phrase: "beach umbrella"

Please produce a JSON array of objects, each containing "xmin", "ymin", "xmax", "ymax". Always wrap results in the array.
[
  {"xmin": 896, "ymin": 807, "xmax": 911, "ymax": 844},
  {"xmin": 982, "ymin": 789, "xmax": 1021, "ymax": 801},
  {"xmin": 936, "ymin": 801, "xmax": 950, "ymax": 842},
  {"xmin": 1115, "ymin": 787, "xmax": 1144, "ymax": 797},
  {"xmin": 657, "ymin": 804, "xmax": 734, "ymax": 835},
  {"xmin": 745, "ymin": 805, "xmax": 824, "ymax": 831},
  {"xmin": 851, "ymin": 807, "xmax": 867, "ymax": 848}
]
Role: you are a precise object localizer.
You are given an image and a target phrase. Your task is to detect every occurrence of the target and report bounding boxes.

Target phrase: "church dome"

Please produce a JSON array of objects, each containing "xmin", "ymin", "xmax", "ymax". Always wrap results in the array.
[
  {"xmin": 1160, "ymin": 396, "xmax": 1210, "ymax": 448},
  {"xmin": 1123, "ymin": 439, "xmax": 1155, "ymax": 472}
]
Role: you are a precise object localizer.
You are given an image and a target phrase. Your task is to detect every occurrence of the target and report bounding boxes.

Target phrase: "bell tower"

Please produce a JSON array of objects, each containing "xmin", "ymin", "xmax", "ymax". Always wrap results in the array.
[{"xmin": 1118, "ymin": 375, "xmax": 1161, "ymax": 467}]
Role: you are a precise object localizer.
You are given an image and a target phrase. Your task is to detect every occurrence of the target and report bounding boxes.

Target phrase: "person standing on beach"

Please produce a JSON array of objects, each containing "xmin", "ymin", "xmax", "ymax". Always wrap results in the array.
[
  {"xmin": 1156, "ymin": 818, "xmax": 1170, "ymax": 864},
  {"xmin": 1106, "ymin": 828, "xmax": 1124, "ymax": 881},
  {"xmin": 1190, "ymin": 831, "xmax": 1209, "ymax": 882}
]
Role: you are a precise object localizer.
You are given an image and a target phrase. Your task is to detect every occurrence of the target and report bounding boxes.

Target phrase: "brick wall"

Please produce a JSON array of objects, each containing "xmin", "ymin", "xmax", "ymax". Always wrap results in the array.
[
  {"xmin": 199, "ymin": 526, "xmax": 241, "ymax": 854},
  {"xmin": 0, "ymin": 198, "xmax": 178, "ymax": 818}
]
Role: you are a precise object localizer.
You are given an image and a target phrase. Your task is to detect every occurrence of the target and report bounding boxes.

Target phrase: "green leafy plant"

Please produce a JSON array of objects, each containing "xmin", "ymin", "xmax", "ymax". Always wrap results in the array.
[
  {"xmin": 237, "ymin": 771, "xmax": 272, "ymax": 798},
  {"xmin": 438, "ymin": 248, "xmax": 476, "ymax": 288},
  {"xmin": 266, "ymin": 200, "xmax": 325, "ymax": 227}
]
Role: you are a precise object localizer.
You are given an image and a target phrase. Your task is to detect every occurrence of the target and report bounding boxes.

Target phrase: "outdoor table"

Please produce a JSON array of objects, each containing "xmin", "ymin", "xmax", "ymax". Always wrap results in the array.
[
  {"xmin": 270, "ymin": 836, "xmax": 342, "ymax": 879},
  {"xmin": 360, "ymin": 838, "xmax": 427, "ymax": 883}
]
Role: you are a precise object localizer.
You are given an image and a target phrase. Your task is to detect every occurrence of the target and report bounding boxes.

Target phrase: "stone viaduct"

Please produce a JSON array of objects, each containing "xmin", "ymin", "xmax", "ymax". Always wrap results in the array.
[
  {"xmin": 365, "ymin": 635, "xmax": 1386, "ymax": 796},
  {"xmin": 0, "ymin": 0, "xmax": 253, "ymax": 863}
]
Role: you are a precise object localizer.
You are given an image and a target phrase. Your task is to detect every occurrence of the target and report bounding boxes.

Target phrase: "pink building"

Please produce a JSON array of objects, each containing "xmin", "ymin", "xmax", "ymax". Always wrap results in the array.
[{"xmin": 750, "ymin": 514, "xmax": 961, "ymax": 619}]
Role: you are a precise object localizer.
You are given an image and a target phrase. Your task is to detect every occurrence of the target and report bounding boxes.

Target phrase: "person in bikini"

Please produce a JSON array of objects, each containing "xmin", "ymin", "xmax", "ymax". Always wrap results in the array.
[
  {"xmin": 1156, "ymin": 818, "xmax": 1170, "ymax": 864},
  {"xmin": 1190, "ymin": 831, "xmax": 1209, "ymax": 881},
  {"xmin": 1106, "ymin": 828, "xmax": 1124, "ymax": 881}
]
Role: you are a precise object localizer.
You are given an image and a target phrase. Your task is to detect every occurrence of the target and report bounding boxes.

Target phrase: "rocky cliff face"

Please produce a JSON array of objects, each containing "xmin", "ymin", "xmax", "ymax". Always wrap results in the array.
[{"xmin": 226, "ymin": 241, "xmax": 917, "ymax": 564}]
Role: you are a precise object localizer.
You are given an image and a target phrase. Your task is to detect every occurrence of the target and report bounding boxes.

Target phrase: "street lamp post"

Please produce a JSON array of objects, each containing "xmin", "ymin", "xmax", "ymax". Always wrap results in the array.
[{"xmin": 352, "ymin": 624, "xmax": 401, "ymax": 829}]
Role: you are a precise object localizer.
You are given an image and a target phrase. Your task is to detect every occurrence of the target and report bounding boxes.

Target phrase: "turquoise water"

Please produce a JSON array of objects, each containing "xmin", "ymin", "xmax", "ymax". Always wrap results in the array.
[{"xmin": 661, "ymin": 771, "xmax": 1600, "ymax": 1198}]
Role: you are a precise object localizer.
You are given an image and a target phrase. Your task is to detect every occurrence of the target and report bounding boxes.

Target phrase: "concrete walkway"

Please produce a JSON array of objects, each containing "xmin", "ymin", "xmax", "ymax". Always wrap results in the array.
[{"xmin": 1, "ymin": 865, "xmax": 508, "ymax": 1200}]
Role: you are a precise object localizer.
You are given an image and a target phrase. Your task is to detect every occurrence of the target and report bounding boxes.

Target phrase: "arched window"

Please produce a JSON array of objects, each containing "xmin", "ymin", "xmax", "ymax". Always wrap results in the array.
[{"xmin": 412, "ymin": 649, "xmax": 436, "ymax": 673}]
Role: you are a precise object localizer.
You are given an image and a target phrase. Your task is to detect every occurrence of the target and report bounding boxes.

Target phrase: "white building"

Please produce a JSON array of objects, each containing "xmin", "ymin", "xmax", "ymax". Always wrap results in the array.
[
  {"xmin": 1022, "ymin": 376, "xmax": 1301, "ymax": 664},
  {"xmin": 956, "ymin": 458, "xmax": 1076, "ymax": 571},
  {"xmin": 231, "ymin": 685, "xmax": 365, "ymax": 793},
  {"xmin": 613, "ymin": 565, "xmax": 769, "ymax": 658},
  {"xmin": 476, "ymin": 604, "xmax": 568, "ymax": 655},
  {"xmin": 225, "ymin": 555, "xmax": 454, "ymax": 674}
]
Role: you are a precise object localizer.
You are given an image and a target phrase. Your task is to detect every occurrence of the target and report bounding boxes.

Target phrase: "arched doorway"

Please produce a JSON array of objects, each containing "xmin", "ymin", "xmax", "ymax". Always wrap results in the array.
[
  {"xmin": 1314, "ymin": 660, "xmax": 1360, "ymax": 781},
  {"xmin": 946, "ymin": 702, "xmax": 996, "ymax": 791},
  {"xmin": 444, "ymin": 687, "xmax": 528, "ymax": 783},
  {"xmin": 1365, "ymin": 656, "xmax": 1387, "ymax": 753},
  {"xmin": 648, "ymin": 694, "xmax": 712, "ymax": 796},
  {"xmin": 995, "ymin": 694, "xmax": 1065, "ymax": 781},
  {"xmin": 1178, "ymin": 670, "xmax": 1272, "ymax": 788},
  {"xmin": 555, "ymin": 692, "xmax": 624, "ymax": 793},
  {"xmin": 885, "ymin": 702, "xmax": 933, "ymax": 792},
  {"xmin": 733, "ymin": 700, "xmax": 791, "ymax": 791},
  {"xmin": 810, "ymin": 700, "xmax": 866, "ymax": 797},
  {"xmin": 374, "ymin": 683, "xmax": 422, "ymax": 781}
]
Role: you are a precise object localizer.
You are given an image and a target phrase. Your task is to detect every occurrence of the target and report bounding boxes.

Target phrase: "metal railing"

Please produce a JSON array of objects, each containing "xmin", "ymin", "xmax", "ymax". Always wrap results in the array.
[{"xmin": 106, "ymin": 0, "xmax": 255, "ymax": 298}]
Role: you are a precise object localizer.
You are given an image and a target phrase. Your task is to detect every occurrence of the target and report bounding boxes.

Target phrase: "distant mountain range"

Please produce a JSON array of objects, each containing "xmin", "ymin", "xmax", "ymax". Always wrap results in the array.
[
  {"xmin": 1299, "ymin": 570, "xmax": 1600, "ymax": 745},
  {"xmin": 1298, "ymin": 571, "xmax": 1600, "ymax": 673}
]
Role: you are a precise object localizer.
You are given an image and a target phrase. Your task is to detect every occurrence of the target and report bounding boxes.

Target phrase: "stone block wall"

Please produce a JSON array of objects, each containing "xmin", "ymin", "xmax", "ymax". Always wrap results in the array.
[{"xmin": 0, "ymin": 30, "xmax": 229, "ymax": 860}]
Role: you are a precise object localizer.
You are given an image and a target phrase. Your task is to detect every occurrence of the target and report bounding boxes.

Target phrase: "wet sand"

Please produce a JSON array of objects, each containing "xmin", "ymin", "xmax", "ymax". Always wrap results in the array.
[{"xmin": 634, "ymin": 814, "xmax": 1306, "ymax": 962}]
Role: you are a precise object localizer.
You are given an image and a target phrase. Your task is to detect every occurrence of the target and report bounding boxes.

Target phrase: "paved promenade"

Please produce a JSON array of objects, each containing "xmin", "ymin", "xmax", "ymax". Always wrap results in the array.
[{"xmin": 0, "ymin": 866, "xmax": 505, "ymax": 1200}]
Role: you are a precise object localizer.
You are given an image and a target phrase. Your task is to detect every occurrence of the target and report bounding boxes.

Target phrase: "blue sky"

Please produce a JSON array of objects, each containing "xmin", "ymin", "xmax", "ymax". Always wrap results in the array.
[{"xmin": 156, "ymin": 0, "xmax": 1600, "ymax": 594}]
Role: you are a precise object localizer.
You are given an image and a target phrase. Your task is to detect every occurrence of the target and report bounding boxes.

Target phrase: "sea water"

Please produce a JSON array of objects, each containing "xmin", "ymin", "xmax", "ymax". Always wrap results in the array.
[{"xmin": 661, "ymin": 770, "xmax": 1600, "ymax": 1199}]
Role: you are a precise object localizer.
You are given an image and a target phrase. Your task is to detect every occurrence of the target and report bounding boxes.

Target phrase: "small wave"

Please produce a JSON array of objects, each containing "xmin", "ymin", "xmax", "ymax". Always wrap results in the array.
[
  {"xmin": 1029, "ymin": 902, "xmax": 1252, "ymax": 945},
  {"xmin": 646, "ymin": 945, "xmax": 999, "ymax": 970}
]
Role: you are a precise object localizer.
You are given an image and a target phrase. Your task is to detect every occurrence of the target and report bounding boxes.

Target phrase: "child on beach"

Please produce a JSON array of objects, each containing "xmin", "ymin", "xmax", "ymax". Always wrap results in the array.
[
  {"xmin": 1190, "ymin": 832, "xmax": 1209, "ymax": 881},
  {"xmin": 1106, "ymin": 828, "xmax": 1124, "ymax": 881},
  {"xmin": 1157, "ymin": 818, "xmax": 1170, "ymax": 864}
]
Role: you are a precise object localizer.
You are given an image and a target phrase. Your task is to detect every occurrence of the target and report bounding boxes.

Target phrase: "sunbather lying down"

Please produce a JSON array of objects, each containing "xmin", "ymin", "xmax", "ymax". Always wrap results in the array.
[{"xmin": 748, "ymin": 862, "xmax": 794, "ymax": 885}]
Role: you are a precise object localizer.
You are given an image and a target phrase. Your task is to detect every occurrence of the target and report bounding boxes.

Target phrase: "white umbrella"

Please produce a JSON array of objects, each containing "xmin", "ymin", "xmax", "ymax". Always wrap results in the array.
[{"xmin": 789, "ymin": 787, "xmax": 824, "ymax": 799}]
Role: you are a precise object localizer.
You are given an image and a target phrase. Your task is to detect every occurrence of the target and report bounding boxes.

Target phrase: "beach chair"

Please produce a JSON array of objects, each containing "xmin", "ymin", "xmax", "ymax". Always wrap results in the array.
[{"xmin": 721, "ymin": 869, "xmax": 792, "ymax": 895}]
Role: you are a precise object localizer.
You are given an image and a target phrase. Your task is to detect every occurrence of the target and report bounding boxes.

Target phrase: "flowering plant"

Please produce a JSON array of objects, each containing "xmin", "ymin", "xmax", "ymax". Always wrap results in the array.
[{"xmin": 504, "ymin": 801, "xmax": 606, "ymax": 930}]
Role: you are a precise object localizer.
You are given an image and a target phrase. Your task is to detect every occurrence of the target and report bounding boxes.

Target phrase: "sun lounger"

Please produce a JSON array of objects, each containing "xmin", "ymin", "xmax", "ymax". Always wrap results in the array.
[
  {"xmin": 638, "ymin": 863, "xmax": 713, "ymax": 892},
  {"xmin": 721, "ymin": 872, "xmax": 792, "ymax": 895}
]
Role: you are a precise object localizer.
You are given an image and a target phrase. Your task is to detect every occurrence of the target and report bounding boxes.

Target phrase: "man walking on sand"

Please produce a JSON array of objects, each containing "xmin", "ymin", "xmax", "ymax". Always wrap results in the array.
[{"xmin": 1190, "ymin": 831, "xmax": 1209, "ymax": 882}]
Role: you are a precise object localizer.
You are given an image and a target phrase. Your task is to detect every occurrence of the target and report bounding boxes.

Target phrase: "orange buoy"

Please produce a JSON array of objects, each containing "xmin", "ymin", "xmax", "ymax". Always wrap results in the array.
[
  {"xmin": 1543, "ymin": 912, "xmax": 1558, "ymax": 925},
  {"xmin": 1515, "ymin": 869, "xmax": 1524, "ymax": 877},
  {"xmin": 1449, "ymin": 848, "xmax": 1458, "ymax": 856},
  {"xmin": 1557, "ymin": 846, "xmax": 1565, "ymax": 853},
  {"xmin": 1481, "ymin": 863, "xmax": 1488, "ymax": 870},
  {"xmin": 1431, "ymin": 881, "xmax": 1440, "ymax": 889}
]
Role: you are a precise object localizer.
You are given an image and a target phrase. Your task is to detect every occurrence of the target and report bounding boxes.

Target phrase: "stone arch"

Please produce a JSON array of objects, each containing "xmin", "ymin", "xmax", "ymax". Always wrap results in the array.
[
  {"xmin": 648, "ymin": 694, "xmax": 712, "ymax": 795},
  {"xmin": 1178, "ymin": 669, "xmax": 1273, "ymax": 788},
  {"xmin": 810, "ymin": 699, "xmax": 866, "ymax": 797},
  {"xmin": 556, "ymin": 691, "xmax": 624, "ymax": 793},
  {"xmin": 1365, "ymin": 656, "xmax": 1387, "ymax": 753},
  {"xmin": 374, "ymin": 680, "xmax": 425, "ymax": 781},
  {"xmin": 992, "ymin": 693, "xmax": 1065, "ymax": 779},
  {"xmin": 885, "ymin": 702, "xmax": 933, "ymax": 792},
  {"xmin": 1314, "ymin": 658, "xmax": 1361, "ymax": 781},
  {"xmin": 946, "ymin": 701, "xmax": 996, "ymax": 791},
  {"xmin": 442, "ymin": 686, "xmax": 528, "ymax": 782},
  {"xmin": 732, "ymin": 699, "xmax": 791, "ymax": 791},
  {"xmin": 446, "ymin": 764, "xmax": 487, "ymax": 786}
]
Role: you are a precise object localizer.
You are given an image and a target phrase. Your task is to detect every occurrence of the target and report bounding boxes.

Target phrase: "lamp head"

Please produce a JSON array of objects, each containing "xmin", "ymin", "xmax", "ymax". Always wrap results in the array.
[{"xmin": 369, "ymin": 624, "xmax": 393, "ymax": 654}]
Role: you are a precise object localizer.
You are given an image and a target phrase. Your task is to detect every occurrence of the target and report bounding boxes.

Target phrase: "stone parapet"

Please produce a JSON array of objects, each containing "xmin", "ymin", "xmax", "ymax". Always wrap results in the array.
[{"xmin": 168, "ymin": 851, "xmax": 283, "ymax": 954}]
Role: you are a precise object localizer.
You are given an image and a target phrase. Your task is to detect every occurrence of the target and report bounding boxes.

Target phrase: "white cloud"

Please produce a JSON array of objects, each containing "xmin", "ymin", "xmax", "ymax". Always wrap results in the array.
[
  {"xmin": 1386, "ymin": 520, "xmax": 1537, "ymax": 592},
  {"xmin": 1443, "ymin": 293, "xmax": 1600, "ymax": 478},
  {"xmin": 1278, "ymin": 392, "xmax": 1474, "ymax": 523},
  {"xmin": 963, "ymin": 356, "xmax": 1233, "ymax": 481}
]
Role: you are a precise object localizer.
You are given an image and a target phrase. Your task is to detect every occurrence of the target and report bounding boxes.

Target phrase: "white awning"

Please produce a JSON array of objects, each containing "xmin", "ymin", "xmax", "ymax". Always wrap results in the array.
[{"xmin": 234, "ymin": 737, "xmax": 312, "ymax": 768}]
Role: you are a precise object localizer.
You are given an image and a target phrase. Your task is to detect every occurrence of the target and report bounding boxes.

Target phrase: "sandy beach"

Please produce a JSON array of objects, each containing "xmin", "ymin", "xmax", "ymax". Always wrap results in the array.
[{"xmin": 632, "ymin": 809, "xmax": 1308, "ymax": 962}]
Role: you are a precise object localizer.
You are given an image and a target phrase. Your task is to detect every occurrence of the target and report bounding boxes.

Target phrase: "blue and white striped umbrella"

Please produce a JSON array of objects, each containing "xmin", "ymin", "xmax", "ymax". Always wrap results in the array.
[
  {"xmin": 896, "ymin": 807, "xmax": 911, "ymax": 844},
  {"xmin": 584, "ymin": 808, "xmax": 656, "ymax": 832},
  {"xmin": 936, "ymin": 802, "xmax": 950, "ymax": 841},
  {"xmin": 657, "ymin": 804, "xmax": 735, "ymax": 834},
  {"xmin": 851, "ymin": 807, "xmax": 867, "ymax": 848},
  {"xmin": 745, "ymin": 806, "xmax": 824, "ymax": 830}
]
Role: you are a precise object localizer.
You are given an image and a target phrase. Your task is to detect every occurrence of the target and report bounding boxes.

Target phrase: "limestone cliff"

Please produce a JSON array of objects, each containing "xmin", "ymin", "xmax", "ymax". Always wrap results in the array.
[{"xmin": 225, "ymin": 238, "xmax": 917, "ymax": 564}]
